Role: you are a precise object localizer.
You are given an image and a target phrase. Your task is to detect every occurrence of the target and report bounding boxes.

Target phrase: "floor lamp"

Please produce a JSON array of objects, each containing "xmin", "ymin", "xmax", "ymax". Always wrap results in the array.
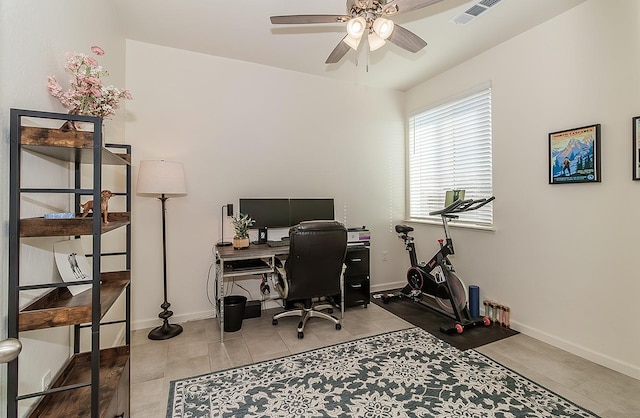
[{"xmin": 137, "ymin": 160, "xmax": 187, "ymax": 340}]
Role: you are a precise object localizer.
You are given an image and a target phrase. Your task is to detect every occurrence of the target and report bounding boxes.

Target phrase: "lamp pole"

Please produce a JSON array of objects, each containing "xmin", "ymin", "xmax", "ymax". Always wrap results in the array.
[{"xmin": 148, "ymin": 193, "xmax": 183, "ymax": 340}]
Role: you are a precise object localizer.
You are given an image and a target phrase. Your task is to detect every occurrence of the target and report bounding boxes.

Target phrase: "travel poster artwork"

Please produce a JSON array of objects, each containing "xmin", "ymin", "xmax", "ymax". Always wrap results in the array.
[{"xmin": 549, "ymin": 124, "xmax": 600, "ymax": 184}]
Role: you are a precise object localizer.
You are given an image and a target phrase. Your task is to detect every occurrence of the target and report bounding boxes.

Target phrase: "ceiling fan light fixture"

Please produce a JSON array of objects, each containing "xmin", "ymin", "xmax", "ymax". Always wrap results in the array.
[
  {"xmin": 343, "ymin": 34, "xmax": 361, "ymax": 50},
  {"xmin": 346, "ymin": 17, "xmax": 366, "ymax": 39},
  {"xmin": 368, "ymin": 32, "xmax": 386, "ymax": 51},
  {"xmin": 373, "ymin": 17, "xmax": 394, "ymax": 40}
]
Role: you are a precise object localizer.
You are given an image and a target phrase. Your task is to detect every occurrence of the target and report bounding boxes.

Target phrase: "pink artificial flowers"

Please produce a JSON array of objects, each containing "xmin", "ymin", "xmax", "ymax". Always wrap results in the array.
[
  {"xmin": 90, "ymin": 45, "xmax": 105, "ymax": 56},
  {"xmin": 47, "ymin": 45, "xmax": 132, "ymax": 119}
]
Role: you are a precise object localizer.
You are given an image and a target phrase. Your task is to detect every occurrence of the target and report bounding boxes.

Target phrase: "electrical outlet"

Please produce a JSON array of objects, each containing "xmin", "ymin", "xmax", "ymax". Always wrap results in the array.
[
  {"xmin": 382, "ymin": 251, "xmax": 388, "ymax": 261},
  {"xmin": 41, "ymin": 369, "xmax": 51, "ymax": 391}
]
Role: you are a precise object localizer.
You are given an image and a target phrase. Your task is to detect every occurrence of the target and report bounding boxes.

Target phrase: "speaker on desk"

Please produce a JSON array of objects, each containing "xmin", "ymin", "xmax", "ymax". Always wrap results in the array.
[{"xmin": 258, "ymin": 227, "xmax": 267, "ymax": 244}]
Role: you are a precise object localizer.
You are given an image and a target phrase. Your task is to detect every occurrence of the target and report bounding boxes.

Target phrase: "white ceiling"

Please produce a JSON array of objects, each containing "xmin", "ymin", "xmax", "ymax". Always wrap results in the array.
[{"xmin": 111, "ymin": 0, "xmax": 585, "ymax": 92}]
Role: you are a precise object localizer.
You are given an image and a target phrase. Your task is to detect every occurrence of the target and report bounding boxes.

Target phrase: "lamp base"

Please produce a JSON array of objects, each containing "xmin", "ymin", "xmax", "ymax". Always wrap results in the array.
[
  {"xmin": 216, "ymin": 241, "xmax": 232, "ymax": 247},
  {"xmin": 148, "ymin": 321, "xmax": 183, "ymax": 340}
]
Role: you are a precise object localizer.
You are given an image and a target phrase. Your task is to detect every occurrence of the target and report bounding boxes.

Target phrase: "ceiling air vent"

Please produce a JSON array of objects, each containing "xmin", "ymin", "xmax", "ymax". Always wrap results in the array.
[{"xmin": 450, "ymin": 0, "xmax": 502, "ymax": 25}]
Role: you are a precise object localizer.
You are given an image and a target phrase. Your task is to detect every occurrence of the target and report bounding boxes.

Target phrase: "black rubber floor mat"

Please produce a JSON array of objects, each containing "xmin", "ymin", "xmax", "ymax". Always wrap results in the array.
[{"xmin": 372, "ymin": 291, "xmax": 518, "ymax": 350}]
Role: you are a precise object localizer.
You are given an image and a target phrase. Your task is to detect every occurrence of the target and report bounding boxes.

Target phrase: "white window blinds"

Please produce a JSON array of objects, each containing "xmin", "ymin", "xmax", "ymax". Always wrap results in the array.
[{"xmin": 408, "ymin": 87, "xmax": 493, "ymax": 226}]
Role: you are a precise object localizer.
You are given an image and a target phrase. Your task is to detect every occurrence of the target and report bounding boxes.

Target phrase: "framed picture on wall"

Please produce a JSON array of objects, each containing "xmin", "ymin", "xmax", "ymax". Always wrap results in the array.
[
  {"xmin": 633, "ymin": 116, "xmax": 640, "ymax": 180},
  {"xmin": 549, "ymin": 124, "xmax": 601, "ymax": 184}
]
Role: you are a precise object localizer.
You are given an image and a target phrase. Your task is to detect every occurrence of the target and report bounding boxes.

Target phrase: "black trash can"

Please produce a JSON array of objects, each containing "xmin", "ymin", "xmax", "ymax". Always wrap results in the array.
[{"xmin": 223, "ymin": 295, "xmax": 247, "ymax": 332}]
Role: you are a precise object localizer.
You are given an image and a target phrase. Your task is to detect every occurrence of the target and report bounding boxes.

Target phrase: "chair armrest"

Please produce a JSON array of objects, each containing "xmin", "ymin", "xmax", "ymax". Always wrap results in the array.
[
  {"xmin": 274, "ymin": 256, "xmax": 286, "ymax": 268},
  {"xmin": 274, "ymin": 265, "xmax": 288, "ymax": 298}
]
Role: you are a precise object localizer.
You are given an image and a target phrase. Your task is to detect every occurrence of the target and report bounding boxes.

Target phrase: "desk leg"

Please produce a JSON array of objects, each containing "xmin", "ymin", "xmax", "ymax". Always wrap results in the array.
[
  {"xmin": 217, "ymin": 263, "xmax": 225, "ymax": 343},
  {"xmin": 340, "ymin": 265, "xmax": 345, "ymax": 321}
]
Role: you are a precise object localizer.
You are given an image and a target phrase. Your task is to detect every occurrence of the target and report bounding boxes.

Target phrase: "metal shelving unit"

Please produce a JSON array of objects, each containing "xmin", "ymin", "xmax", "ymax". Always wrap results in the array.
[{"xmin": 8, "ymin": 109, "xmax": 132, "ymax": 417}]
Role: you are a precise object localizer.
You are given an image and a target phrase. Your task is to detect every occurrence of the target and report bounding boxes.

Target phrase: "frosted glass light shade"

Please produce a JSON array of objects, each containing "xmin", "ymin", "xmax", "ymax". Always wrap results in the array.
[
  {"xmin": 373, "ymin": 17, "xmax": 394, "ymax": 40},
  {"xmin": 137, "ymin": 160, "xmax": 187, "ymax": 196},
  {"xmin": 343, "ymin": 35, "xmax": 361, "ymax": 50},
  {"xmin": 368, "ymin": 32, "xmax": 386, "ymax": 51},
  {"xmin": 346, "ymin": 17, "xmax": 366, "ymax": 39}
]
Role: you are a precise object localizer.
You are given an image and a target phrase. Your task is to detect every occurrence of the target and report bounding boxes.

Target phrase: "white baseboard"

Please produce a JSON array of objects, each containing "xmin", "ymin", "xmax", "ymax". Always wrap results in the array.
[
  {"xmin": 132, "ymin": 299, "xmax": 282, "ymax": 331},
  {"xmin": 132, "ymin": 309, "xmax": 216, "ymax": 331},
  {"xmin": 371, "ymin": 281, "xmax": 640, "ymax": 380},
  {"xmin": 131, "ymin": 284, "xmax": 639, "ymax": 381},
  {"xmin": 370, "ymin": 281, "xmax": 405, "ymax": 293},
  {"xmin": 510, "ymin": 320, "xmax": 640, "ymax": 381}
]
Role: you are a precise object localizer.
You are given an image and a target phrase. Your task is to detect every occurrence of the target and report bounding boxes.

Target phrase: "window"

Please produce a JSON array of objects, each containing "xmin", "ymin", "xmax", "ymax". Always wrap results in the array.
[{"xmin": 407, "ymin": 87, "xmax": 493, "ymax": 226}]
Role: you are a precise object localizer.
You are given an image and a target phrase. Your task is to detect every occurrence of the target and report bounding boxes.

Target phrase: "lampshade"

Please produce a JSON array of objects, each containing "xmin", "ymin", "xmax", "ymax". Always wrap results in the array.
[
  {"xmin": 343, "ymin": 35, "xmax": 361, "ymax": 51},
  {"xmin": 372, "ymin": 17, "xmax": 394, "ymax": 40},
  {"xmin": 137, "ymin": 160, "xmax": 187, "ymax": 196},
  {"xmin": 368, "ymin": 32, "xmax": 386, "ymax": 51},
  {"xmin": 346, "ymin": 17, "xmax": 366, "ymax": 39}
]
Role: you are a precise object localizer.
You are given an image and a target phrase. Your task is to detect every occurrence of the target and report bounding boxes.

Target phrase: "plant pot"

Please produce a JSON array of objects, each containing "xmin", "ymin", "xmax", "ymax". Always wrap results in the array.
[
  {"xmin": 233, "ymin": 237, "xmax": 250, "ymax": 249},
  {"xmin": 59, "ymin": 120, "xmax": 105, "ymax": 146}
]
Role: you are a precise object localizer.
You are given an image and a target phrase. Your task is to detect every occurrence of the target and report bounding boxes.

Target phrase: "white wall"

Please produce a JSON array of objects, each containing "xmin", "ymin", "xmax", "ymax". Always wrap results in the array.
[
  {"xmin": 0, "ymin": 1, "xmax": 125, "ymax": 415},
  {"xmin": 125, "ymin": 40, "xmax": 407, "ymax": 330},
  {"xmin": 406, "ymin": 0, "xmax": 640, "ymax": 379}
]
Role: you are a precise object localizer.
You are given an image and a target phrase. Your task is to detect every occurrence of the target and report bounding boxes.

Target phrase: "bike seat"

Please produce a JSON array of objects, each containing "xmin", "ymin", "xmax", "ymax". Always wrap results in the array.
[{"xmin": 395, "ymin": 225, "xmax": 414, "ymax": 234}]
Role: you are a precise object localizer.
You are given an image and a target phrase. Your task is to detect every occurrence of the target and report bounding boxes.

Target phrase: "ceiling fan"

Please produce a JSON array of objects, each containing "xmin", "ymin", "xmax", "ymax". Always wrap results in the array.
[{"xmin": 270, "ymin": 0, "xmax": 445, "ymax": 64}]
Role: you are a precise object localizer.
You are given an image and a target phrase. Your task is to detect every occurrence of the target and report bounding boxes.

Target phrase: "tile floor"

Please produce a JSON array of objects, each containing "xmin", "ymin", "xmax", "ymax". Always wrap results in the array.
[{"xmin": 130, "ymin": 304, "xmax": 639, "ymax": 417}]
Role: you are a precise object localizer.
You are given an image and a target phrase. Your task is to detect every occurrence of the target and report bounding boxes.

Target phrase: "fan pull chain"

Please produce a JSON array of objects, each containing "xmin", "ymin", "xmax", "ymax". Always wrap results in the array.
[{"xmin": 366, "ymin": 46, "xmax": 370, "ymax": 73}]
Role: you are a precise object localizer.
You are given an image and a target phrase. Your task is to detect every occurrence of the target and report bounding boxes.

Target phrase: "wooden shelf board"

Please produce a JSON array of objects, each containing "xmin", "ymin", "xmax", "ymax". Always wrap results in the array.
[
  {"xmin": 20, "ymin": 126, "xmax": 130, "ymax": 166},
  {"xmin": 19, "ymin": 271, "xmax": 130, "ymax": 332},
  {"xmin": 20, "ymin": 212, "xmax": 130, "ymax": 237},
  {"xmin": 28, "ymin": 345, "xmax": 129, "ymax": 418}
]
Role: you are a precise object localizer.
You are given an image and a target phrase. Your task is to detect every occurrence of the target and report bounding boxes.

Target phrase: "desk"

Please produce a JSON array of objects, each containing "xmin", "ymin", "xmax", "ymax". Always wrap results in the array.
[
  {"xmin": 215, "ymin": 244, "xmax": 289, "ymax": 342},
  {"xmin": 215, "ymin": 242, "xmax": 368, "ymax": 342}
]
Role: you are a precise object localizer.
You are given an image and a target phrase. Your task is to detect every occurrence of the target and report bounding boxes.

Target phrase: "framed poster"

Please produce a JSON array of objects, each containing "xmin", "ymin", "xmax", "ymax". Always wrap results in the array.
[
  {"xmin": 633, "ymin": 117, "xmax": 640, "ymax": 180},
  {"xmin": 549, "ymin": 124, "xmax": 601, "ymax": 184}
]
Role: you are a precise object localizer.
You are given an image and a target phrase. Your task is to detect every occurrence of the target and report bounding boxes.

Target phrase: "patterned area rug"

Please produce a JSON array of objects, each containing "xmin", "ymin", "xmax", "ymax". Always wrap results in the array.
[{"xmin": 167, "ymin": 328, "xmax": 597, "ymax": 417}]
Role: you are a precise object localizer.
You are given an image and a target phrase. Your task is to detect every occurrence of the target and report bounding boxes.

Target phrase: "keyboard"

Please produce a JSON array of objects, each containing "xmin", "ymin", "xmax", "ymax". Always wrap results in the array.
[{"xmin": 267, "ymin": 240, "xmax": 289, "ymax": 247}]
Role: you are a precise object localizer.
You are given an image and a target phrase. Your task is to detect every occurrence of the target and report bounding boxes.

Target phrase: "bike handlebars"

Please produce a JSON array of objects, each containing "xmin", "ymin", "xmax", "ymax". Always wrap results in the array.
[{"xmin": 429, "ymin": 196, "xmax": 495, "ymax": 216}]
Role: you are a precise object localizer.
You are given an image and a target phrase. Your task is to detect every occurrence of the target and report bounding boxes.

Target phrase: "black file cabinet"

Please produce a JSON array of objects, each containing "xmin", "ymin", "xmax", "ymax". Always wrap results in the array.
[{"xmin": 343, "ymin": 245, "xmax": 370, "ymax": 307}]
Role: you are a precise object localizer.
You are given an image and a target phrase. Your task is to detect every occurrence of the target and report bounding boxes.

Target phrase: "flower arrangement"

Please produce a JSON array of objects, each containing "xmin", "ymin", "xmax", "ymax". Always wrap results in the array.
[
  {"xmin": 231, "ymin": 213, "xmax": 255, "ymax": 239},
  {"xmin": 47, "ymin": 45, "xmax": 132, "ymax": 120}
]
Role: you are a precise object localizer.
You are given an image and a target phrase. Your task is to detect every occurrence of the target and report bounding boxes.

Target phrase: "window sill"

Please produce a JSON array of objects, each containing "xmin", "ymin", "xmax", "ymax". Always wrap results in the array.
[{"xmin": 404, "ymin": 218, "xmax": 495, "ymax": 232}]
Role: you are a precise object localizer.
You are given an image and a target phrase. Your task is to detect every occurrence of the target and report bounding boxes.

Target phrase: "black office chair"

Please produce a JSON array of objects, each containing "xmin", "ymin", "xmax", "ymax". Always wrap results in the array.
[{"xmin": 272, "ymin": 220, "xmax": 348, "ymax": 339}]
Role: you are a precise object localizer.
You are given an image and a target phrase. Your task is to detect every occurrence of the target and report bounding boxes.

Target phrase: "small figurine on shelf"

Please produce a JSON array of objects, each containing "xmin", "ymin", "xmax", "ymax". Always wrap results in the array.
[{"xmin": 80, "ymin": 190, "xmax": 113, "ymax": 223}]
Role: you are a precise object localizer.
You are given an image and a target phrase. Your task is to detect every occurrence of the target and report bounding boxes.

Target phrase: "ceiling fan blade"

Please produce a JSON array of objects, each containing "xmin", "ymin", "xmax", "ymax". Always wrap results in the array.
[
  {"xmin": 325, "ymin": 37, "xmax": 351, "ymax": 64},
  {"xmin": 270, "ymin": 15, "xmax": 349, "ymax": 24},
  {"xmin": 387, "ymin": 24, "xmax": 427, "ymax": 53},
  {"xmin": 382, "ymin": 0, "xmax": 445, "ymax": 16}
]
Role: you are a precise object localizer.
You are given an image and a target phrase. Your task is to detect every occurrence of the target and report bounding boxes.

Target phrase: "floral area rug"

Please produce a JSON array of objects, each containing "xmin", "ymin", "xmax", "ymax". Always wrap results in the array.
[{"xmin": 167, "ymin": 327, "xmax": 598, "ymax": 417}]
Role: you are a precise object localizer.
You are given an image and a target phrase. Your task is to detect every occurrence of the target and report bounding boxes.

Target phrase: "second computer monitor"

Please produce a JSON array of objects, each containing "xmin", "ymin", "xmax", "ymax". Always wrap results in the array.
[{"xmin": 289, "ymin": 198, "xmax": 334, "ymax": 225}]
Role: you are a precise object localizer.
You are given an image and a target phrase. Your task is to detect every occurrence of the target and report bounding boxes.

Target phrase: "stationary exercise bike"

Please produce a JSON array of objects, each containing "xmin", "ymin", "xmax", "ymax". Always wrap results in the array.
[{"xmin": 383, "ymin": 196, "xmax": 495, "ymax": 334}]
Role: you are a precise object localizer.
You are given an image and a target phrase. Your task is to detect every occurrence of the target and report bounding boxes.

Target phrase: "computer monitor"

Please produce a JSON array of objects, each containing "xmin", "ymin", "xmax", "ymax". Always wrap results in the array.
[
  {"xmin": 289, "ymin": 198, "xmax": 335, "ymax": 225},
  {"xmin": 239, "ymin": 198, "xmax": 290, "ymax": 229}
]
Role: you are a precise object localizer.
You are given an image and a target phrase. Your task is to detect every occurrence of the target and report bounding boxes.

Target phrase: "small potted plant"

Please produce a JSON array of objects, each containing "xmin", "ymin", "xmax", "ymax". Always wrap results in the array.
[{"xmin": 231, "ymin": 213, "xmax": 255, "ymax": 249}]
